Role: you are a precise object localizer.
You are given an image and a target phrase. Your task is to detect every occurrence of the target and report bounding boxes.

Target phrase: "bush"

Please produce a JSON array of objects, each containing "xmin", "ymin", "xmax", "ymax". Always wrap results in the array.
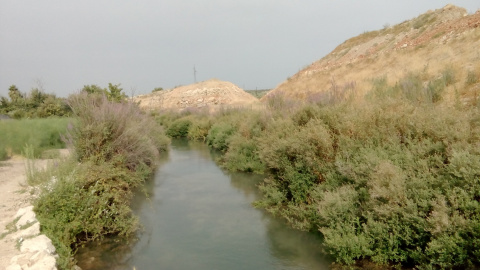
[
  {"xmin": 66, "ymin": 93, "xmax": 169, "ymax": 170},
  {"xmin": 206, "ymin": 122, "xmax": 236, "ymax": 152},
  {"xmin": 35, "ymin": 93, "xmax": 170, "ymax": 268},
  {"xmin": 166, "ymin": 118, "xmax": 192, "ymax": 138}
]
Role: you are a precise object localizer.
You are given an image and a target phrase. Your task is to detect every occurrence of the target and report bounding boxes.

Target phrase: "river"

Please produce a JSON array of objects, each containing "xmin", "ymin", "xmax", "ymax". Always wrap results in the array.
[{"xmin": 76, "ymin": 139, "xmax": 331, "ymax": 269}]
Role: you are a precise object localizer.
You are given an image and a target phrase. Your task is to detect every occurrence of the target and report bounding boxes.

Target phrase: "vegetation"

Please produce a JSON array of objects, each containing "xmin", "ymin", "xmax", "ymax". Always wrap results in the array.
[
  {"xmin": 0, "ymin": 85, "xmax": 71, "ymax": 118},
  {"xmin": 81, "ymin": 83, "xmax": 128, "ymax": 102},
  {"xmin": 32, "ymin": 93, "xmax": 170, "ymax": 269},
  {"xmin": 157, "ymin": 70, "xmax": 480, "ymax": 269},
  {"xmin": 0, "ymin": 117, "xmax": 71, "ymax": 160},
  {"xmin": 245, "ymin": 89, "xmax": 271, "ymax": 99},
  {"xmin": 152, "ymin": 87, "xmax": 164, "ymax": 92}
]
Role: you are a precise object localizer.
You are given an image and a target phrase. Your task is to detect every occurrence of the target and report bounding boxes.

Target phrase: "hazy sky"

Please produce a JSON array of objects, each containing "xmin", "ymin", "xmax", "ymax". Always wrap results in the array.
[{"xmin": 1, "ymin": 1, "xmax": 479, "ymax": 97}]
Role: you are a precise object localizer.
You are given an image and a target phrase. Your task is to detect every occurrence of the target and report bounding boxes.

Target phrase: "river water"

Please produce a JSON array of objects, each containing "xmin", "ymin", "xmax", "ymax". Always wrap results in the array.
[{"xmin": 76, "ymin": 139, "xmax": 331, "ymax": 269}]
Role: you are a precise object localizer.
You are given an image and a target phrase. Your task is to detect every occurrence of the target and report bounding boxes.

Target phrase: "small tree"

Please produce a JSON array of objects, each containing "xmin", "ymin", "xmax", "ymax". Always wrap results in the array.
[
  {"xmin": 81, "ymin": 84, "xmax": 105, "ymax": 95},
  {"xmin": 107, "ymin": 83, "xmax": 127, "ymax": 102},
  {"xmin": 8, "ymin": 85, "xmax": 24, "ymax": 104},
  {"xmin": 152, "ymin": 87, "xmax": 164, "ymax": 92}
]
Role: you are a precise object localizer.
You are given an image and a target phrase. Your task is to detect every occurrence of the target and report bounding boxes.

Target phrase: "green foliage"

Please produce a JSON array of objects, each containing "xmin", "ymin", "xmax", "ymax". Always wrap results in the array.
[
  {"xmin": 466, "ymin": 70, "xmax": 479, "ymax": 86},
  {"xmin": 206, "ymin": 122, "xmax": 236, "ymax": 152},
  {"xmin": 152, "ymin": 87, "xmax": 164, "ymax": 92},
  {"xmin": 81, "ymin": 84, "xmax": 105, "ymax": 95},
  {"xmin": 34, "ymin": 94, "xmax": 170, "ymax": 268},
  {"xmin": 0, "ymin": 118, "xmax": 70, "ymax": 159},
  {"xmin": 155, "ymin": 67, "xmax": 480, "ymax": 268},
  {"xmin": 368, "ymin": 72, "xmax": 447, "ymax": 104},
  {"xmin": 81, "ymin": 83, "xmax": 127, "ymax": 102},
  {"xmin": 0, "ymin": 85, "xmax": 70, "ymax": 118},
  {"xmin": 187, "ymin": 116, "xmax": 211, "ymax": 141},
  {"xmin": 166, "ymin": 119, "xmax": 192, "ymax": 138},
  {"xmin": 0, "ymin": 141, "xmax": 6, "ymax": 161},
  {"xmin": 107, "ymin": 83, "xmax": 127, "ymax": 102}
]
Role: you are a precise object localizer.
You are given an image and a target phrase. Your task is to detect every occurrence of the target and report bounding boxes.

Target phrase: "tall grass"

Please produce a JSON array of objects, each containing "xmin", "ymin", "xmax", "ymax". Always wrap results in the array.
[{"xmin": 0, "ymin": 117, "xmax": 70, "ymax": 160}]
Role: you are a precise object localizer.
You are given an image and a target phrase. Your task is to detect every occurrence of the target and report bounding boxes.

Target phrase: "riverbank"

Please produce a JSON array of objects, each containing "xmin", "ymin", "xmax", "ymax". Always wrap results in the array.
[{"xmin": 0, "ymin": 156, "xmax": 58, "ymax": 270}]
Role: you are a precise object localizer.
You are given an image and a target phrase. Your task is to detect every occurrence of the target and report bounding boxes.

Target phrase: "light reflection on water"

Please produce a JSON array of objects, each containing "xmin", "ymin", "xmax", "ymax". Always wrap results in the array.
[{"xmin": 76, "ymin": 139, "xmax": 330, "ymax": 270}]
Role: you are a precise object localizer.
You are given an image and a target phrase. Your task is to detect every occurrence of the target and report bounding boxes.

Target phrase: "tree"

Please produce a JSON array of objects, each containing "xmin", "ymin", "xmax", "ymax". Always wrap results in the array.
[
  {"xmin": 152, "ymin": 87, "xmax": 164, "ymax": 92},
  {"xmin": 81, "ymin": 85, "xmax": 106, "ymax": 95},
  {"xmin": 8, "ymin": 85, "xmax": 24, "ymax": 103},
  {"xmin": 106, "ymin": 83, "xmax": 127, "ymax": 102}
]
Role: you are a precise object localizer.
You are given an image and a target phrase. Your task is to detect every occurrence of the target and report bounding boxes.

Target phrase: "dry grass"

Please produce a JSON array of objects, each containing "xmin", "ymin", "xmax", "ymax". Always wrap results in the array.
[{"xmin": 264, "ymin": 6, "xmax": 480, "ymax": 107}]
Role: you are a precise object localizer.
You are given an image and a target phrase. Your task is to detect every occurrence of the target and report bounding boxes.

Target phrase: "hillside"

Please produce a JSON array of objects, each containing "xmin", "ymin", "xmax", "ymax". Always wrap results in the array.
[
  {"xmin": 263, "ymin": 4, "xmax": 480, "ymax": 105},
  {"xmin": 134, "ymin": 79, "xmax": 260, "ymax": 112}
]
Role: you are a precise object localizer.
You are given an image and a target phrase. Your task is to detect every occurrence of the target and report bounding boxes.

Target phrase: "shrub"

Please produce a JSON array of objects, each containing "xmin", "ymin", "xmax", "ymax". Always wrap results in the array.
[
  {"xmin": 66, "ymin": 93, "xmax": 169, "ymax": 170},
  {"xmin": 466, "ymin": 70, "xmax": 479, "ymax": 86},
  {"xmin": 206, "ymin": 122, "xmax": 236, "ymax": 152},
  {"xmin": 166, "ymin": 118, "xmax": 192, "ymax": 138},
  {"xmin": 35, "ymin": 93, "xmax": 169, "ymax": 268},
  {"xmin": 187, "ymin": 116, "xmax": 211, "ymax": 141}
]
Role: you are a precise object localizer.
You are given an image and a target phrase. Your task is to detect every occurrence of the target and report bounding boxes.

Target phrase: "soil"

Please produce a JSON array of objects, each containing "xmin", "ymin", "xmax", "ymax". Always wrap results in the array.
[
  {"xmin": 0, "ymin": 157, "xmax": 37, "ymax": 268},
  {"xmin": 134, "ymin": 79, "xmax": 261, "ymax": 112},
  {"xmin": 0, "ymin": 152, "xmax": 67, "ymax": 269}
]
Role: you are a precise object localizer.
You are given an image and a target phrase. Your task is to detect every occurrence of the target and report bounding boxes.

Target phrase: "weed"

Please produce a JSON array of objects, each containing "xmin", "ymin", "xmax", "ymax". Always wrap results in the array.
[
  {"xmin": 0, "ymin": 216, "xmax": 21, "ymax": 239},
  {"xmin": 466, "ymin": 70, "xmax": 479, "ymax": 86}
]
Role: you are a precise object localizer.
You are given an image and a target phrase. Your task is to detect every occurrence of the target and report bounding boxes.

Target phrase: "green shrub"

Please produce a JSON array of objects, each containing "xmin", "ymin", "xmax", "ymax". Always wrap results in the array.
[
  {"xmin": 466, "ymin": 70, "xmax": 479, "ymax": 86},
  {"xmin": 35, "ymin": 93, "xmax": 169, "ymax": 268},
  {"xmin": 166, "ymin": 119, "xmax": 192, "ymax": 138},
  {"xmin": 0, "ymin": 140, "xmax": 7, "ymax": 161},
  {"xmin": 206, "ymin": 122, "xmax": 236, "ymax": 151},
  {"xmin": 222, "ymin": 134, "xmax": 264, "ymax": 173},
  {"xmin": 187, "ymin": 117, "xmax": 212, "ymax": 141}
]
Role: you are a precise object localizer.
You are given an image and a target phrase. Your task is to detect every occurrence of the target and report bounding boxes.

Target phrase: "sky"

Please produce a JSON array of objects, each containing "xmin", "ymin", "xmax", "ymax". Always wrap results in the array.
[{"xmin": 1, "ymin": 1, "xmax": 479, "ymax": 97}]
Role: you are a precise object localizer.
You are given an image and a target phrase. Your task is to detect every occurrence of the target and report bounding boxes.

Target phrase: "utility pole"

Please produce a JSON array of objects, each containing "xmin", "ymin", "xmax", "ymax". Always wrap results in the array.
[{"xmin": 193, "ymin": 65, "xmax": 197, "ymax": 83}]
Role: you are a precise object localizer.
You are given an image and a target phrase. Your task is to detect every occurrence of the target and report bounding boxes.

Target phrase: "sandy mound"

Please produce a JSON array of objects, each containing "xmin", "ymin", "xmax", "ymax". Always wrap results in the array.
[
  {"xmin": 263, "ymin": 4, "xmax": 480, "ymax": 103},
  {"xmin": 134, "ymin": 79, "xmax": 260, "ymax": 112}
]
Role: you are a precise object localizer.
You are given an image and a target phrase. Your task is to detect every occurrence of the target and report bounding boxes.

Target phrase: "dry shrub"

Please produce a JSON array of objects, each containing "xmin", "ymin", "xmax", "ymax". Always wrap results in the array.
[{"xmin": 67, "ymin": 93, "xmax": 169, "ymax": 171}]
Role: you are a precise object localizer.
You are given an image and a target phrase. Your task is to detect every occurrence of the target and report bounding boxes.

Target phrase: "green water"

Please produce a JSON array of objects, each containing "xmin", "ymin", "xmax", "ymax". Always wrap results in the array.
[{"xmin": 76, "ymin": 139, "xmax": 330, "ymax": 269}]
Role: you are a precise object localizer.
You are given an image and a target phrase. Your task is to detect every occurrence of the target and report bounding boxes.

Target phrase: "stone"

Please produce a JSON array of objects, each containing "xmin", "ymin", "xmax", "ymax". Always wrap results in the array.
[
  {"xmin": 13, "ymin": 222, "xmax": 40, "ymax": 238},
  {"xmin": 15, "ymin": 207, "xmax": 37, "ymax": 230},
  {"xmin": 20, "ymin": 235, "xmax": 56, "ymax": 254}
]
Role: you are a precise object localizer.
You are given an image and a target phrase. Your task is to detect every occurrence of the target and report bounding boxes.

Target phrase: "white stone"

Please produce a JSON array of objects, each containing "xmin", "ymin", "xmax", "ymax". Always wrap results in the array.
[
  {"xmin": 16, "ymin": 207, "xmax": 37, "ymax": 230},
  {"xmin": 20, "ymin": 235, "xmax": 56, "ymax": 255},
  {"xmin": 14, "ymin": 206, "xmax": 34, "ymax": 219},
  {"xmin": 13, "ymin": 222, "xmax": 40, "ymax": 238},
  {"xmin": 6, "ymin": 264, "xmax": 22, "ymax": 270}
]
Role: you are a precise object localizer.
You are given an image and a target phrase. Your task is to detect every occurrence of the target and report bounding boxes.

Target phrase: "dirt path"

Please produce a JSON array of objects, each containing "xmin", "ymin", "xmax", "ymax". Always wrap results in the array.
[{"xmin": 0, "ymin": 157, "xmax": 55, "ymax": 269}]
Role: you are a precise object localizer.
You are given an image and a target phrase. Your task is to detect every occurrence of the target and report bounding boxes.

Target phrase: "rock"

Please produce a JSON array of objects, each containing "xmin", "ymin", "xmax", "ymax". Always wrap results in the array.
[
  {"xmin": 6, "ymin": 264, "xmax": 22, "ymax": 270},
  {"xmin": 9, "ymin": 251, "xmax": 57, "ymax": 270},
  {"xmin": 20, "ymin": 235, "xmax": 56, "ymax": 255},
  {"xmin": 13, "ymin": 222, "xmax": 40, "ymax": 238},
  {"xmin": 15, "ymin": 207, "xmax": 37, "ymax": 230}
]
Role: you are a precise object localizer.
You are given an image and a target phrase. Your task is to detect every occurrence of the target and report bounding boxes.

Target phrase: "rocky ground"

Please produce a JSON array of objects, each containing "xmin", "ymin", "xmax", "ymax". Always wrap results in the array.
[
  {"xmin": 0, "ymin": 157, "xmax": 58, "ymax": 270},
  {"xmin": 133, "ymin": 79, "xmax": 261, "ymax": 112}
]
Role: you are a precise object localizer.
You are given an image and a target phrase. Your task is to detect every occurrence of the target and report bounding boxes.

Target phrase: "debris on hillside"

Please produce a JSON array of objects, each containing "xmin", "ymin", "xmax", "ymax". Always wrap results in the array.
[{"xmin": 134, "ymin": 79, "xmax": 260, "ymax": 112}]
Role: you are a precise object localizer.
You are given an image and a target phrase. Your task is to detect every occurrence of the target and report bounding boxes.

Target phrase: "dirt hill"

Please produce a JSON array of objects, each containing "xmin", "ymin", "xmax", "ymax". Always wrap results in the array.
[
  {"xmin": 134, "ymin": 79, "xmax": 260, "ymax": 112},
  {"xmin": 263, "ymin": 4, "xmax": 480, "ymax": 104}
]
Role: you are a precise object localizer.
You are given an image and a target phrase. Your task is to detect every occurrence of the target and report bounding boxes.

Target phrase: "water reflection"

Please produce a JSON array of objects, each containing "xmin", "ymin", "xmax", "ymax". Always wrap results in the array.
[{"xmin": 76, "ymin": 139, "xmax": 330, "ymax": 269}]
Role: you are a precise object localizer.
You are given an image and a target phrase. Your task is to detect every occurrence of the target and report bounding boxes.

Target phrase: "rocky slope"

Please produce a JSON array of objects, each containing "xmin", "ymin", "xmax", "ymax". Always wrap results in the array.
[
  {"xmin": 263, "ymin": 4, "xmax": 480, "ymax": 104},
  {"xmin": 134, "ymin": 79, "xmax": 260, "ymax": 112}
]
